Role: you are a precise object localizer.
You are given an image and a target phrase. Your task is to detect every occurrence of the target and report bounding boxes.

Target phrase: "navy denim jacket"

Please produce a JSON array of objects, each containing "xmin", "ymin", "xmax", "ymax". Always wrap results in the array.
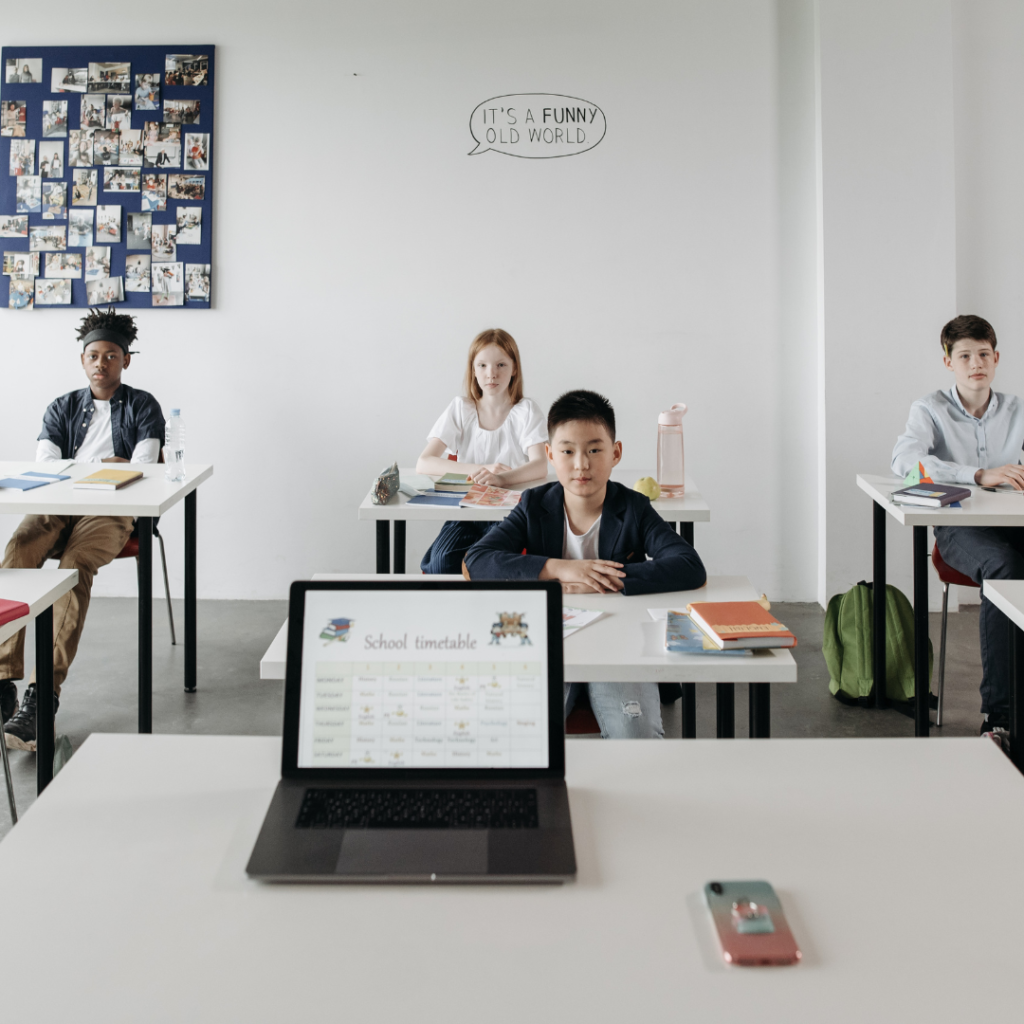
[
  {"xmin": 464, "ymin": 481, "xmax": 707, "ymax": 597},
  {"xmin": 38, "ymin": 384, "xmax": 164, "ymax": 460}
]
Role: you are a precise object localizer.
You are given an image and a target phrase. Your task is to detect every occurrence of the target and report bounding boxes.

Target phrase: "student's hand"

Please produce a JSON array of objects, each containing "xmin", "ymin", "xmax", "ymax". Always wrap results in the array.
[
  {"xmin": 101, "ymin": 456, "xmax": 129, "ymax": 463},
  {"xmin": 473, "ymin": 463, "xmax": 512, "ymax": 486},
  {"xmin": 976, "ymin": 465, "xmax": 1024, "ymax": 490},
  {"xmin": 541, "ymin": 558, "xmax": 625, "ymax": 593}
]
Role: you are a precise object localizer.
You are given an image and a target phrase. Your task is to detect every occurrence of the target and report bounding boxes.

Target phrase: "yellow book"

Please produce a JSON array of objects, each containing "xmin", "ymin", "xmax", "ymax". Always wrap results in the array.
[{"xmin": 73, "ymin": 469, "xmax": 144, "ymax": 491}]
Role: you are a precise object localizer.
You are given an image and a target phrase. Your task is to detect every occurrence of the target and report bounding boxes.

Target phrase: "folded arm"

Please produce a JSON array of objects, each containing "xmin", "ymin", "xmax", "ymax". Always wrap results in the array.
[
  {"xmin": 891, "ymin": 404, "xmax": 978, "ymax": 485},
  {"xmin": 618, "ymin": 504, "xmax": 707, "ymax": 596}
]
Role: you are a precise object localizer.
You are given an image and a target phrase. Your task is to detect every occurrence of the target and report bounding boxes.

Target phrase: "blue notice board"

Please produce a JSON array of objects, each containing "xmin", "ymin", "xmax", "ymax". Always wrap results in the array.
[{"xmin": 0, "ymin": 44, "xmax": 213, "ymax": 309}]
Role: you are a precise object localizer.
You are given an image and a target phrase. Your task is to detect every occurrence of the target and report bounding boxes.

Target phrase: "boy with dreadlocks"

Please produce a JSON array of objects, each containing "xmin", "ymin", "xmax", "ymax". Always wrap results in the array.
[{"xmin": 0, "ymin": 308, "xmax": 165, "ymax": 750}]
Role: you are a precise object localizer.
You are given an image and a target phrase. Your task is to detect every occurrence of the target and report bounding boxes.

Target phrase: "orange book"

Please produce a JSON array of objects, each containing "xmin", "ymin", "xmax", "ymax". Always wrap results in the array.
[{"xmin": 686, "ymin": 601, "xmax": 797, "ymax": 650}]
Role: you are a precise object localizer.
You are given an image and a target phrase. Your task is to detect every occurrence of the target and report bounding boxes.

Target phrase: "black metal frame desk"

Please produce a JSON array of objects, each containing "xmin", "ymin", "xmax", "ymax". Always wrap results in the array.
[
  {"xmin": 857, "ymin": 474, "xmax": 1024, "ymax": 738},
  {"xmin": 0, "ymin": 461, "xmax": 213, "ymax": 791}
]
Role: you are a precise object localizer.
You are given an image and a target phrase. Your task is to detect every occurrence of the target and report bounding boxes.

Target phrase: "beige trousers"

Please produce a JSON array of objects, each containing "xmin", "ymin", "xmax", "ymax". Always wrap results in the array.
[{"xmin": 0, "ymin": 514, "xmax": 134, "ymax": 694}]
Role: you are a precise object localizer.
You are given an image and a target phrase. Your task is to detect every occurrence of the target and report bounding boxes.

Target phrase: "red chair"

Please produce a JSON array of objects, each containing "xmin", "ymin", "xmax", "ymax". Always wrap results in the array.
[
  {"xmin": 565, "ymin": 691, "xmax": 601, "ymax": 736},
  {"xmin": 931, "ymin": 544, "xmax": 980, "ymax": 727},
  {"xmin": 116, "ymin": 521, "xmax": 176, "ymax": 644}
]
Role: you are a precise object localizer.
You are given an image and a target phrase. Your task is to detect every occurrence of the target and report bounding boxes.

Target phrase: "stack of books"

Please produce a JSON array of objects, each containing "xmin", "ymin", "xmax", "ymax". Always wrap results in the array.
[{"xmin": 665, "ymin": 601, "xmax": 797, "ymax": 653}]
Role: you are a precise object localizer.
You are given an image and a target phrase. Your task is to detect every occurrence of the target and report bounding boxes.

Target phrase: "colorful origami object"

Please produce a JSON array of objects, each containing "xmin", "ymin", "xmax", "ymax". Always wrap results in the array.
[{"xmin": 902, "ymin": 461, "xmax": 934, "ymax": 487}]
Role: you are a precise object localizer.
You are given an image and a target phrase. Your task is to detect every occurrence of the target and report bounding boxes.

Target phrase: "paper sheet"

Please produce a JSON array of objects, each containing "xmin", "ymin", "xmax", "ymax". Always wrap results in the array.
[{"xmin": 562, "ymin": 606, "xmax": 605, "ymax": 638}]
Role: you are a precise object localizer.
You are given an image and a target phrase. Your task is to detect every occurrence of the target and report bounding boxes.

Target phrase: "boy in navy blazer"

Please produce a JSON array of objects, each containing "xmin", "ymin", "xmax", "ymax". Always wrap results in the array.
[{"xmin": 465, "ymin": 390, "xmax": 706, "ymax": 738}]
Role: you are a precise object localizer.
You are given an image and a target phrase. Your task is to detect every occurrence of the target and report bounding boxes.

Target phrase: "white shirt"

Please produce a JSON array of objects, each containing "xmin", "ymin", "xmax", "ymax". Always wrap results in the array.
[
  {"xmin": 35, "ymin": 400, "xmax": 160, "ymax": 464},
  {"xmin": 562, "ymin": 511, "xmax": 601, "ymax": 560},
  {"xmin": 892, "ymin": 386, "xmax": 1024, "ymax": 485},
  {"xmin": 427, "ymin": 397, "xmax": 547, "ymax": 468}
]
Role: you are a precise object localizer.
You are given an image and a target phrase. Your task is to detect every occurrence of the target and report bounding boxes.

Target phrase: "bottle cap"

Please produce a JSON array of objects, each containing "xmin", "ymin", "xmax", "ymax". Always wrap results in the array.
[
  {"xmin": 658, "ymin": 403, "xmax": 687, "ymax": 425},
  {"xmin": 171, "ymin": 408, "xmax": 180, "ymax": 416}
]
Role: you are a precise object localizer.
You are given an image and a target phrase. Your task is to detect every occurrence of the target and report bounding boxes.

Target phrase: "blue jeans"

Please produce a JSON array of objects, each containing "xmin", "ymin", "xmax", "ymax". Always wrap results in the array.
[
  {"xmin": 564, "ymin": 682, "xmax": 664, "ymax": 738},
  {"xmin": 934, "ymin": 525, "xmax": 1024, "ymax": 719},
  {"xmin": 421, "ymin": 520, "xmax": 495, "ymax": 575}
]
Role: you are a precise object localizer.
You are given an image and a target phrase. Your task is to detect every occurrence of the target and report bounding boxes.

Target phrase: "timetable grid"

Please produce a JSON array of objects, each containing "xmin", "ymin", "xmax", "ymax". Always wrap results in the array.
[{"xmin": 310, "ymin": 660, "xmax": 546, "ymax": 767}]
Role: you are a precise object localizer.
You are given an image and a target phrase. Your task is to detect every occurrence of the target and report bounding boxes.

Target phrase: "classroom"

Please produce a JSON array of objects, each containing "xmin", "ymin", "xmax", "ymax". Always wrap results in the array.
[{"xmin": 0, "ymin": 1, "xmax": 1022, "ymax": 1019}]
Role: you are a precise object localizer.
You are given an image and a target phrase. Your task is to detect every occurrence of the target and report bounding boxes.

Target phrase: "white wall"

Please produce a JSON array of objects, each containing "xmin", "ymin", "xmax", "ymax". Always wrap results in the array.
[
  {"xmin": 816, "ymin": 0, "xmax": 958, "ymax": 608},
  {"xmin": 1, "ymin": 1, "xmax": 815, "ymax": 601}
]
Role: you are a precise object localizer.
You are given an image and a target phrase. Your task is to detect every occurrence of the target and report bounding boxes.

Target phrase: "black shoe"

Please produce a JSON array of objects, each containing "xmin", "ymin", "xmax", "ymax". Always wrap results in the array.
[
  {"xmin": 981, "ymin": 715, "xmax": 1009, "ymax": 735},
  {"xmin": 3, "ymin": 683, "xmax": 58, "ymax": 753},
  {"xmin": 0, "ymin": 680, "xmax": 17, "ymax": 724}
]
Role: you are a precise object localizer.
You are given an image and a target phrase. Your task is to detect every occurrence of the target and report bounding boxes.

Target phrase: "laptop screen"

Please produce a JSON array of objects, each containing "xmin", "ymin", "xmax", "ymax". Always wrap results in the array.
[{"xmin": 296, "ymin": 587, "xmax": 551, "ymax": 769}]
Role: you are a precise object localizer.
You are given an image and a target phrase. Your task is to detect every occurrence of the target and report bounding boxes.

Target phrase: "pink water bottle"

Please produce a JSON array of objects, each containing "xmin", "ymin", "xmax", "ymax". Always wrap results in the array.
[{"xmin": 657, "ymin": 403, "xmax": 687, "ymax": 497}]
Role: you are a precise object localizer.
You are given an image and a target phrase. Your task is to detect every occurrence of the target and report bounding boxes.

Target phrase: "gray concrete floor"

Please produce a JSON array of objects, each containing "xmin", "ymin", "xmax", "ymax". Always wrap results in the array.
[{"xmin": 0, "ymin": 598, "xmax": 989, "ymax": 840}]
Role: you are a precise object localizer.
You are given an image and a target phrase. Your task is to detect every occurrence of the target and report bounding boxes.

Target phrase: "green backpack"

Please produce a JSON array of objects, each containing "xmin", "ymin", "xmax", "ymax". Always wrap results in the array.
[{"xmin": 823, "ymin": 581, "xmax": 932, "ymax": 704}]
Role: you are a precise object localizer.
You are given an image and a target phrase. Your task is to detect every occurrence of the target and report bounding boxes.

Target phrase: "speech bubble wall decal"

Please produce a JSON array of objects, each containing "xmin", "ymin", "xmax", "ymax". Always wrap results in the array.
[{"xmin": 468, "ymin": 93, "xmax": 606, "ymax": 158}]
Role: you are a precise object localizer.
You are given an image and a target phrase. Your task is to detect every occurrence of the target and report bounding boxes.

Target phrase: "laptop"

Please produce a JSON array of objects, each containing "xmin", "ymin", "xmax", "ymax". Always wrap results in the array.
[{"xmin": 246, "ymin": 579, "xmax": 577, "ymax": 883}]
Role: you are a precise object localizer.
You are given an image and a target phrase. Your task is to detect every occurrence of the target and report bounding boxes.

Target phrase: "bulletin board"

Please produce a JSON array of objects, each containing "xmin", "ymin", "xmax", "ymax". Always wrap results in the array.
[{"xmin": 0, "ymin": 44, "xmax": 213, "ymax": 310}]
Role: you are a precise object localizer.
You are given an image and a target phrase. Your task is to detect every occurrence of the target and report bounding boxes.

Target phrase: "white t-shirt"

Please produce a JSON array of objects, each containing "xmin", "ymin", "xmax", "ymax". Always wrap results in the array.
[
  {"xmin": 563, "ymin": 511, "xmax": 601, "ymax": 560},
  {"xmin": 427, "ymin": 397, "xmax": 547, "ymax": 468},
  {"xmin": 35, "ymin": 400, "xmax": 160, "ymax": 464}
]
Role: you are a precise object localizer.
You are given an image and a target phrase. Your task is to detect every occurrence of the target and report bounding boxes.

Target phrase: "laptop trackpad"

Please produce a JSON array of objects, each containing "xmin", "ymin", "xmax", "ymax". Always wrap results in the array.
[{"xmin": 336, "ymin": 830, "xmax": 488, "ymax": 876}]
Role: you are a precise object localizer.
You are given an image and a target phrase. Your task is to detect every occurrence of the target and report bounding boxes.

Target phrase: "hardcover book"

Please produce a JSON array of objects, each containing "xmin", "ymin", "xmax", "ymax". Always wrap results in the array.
[
  {"xmin": 73, "ymin": 469, "xmax": 143, "ymax": 491},
  {"xmin": 686, "ymin": 601, "xmax": 797, "ymax": 650},
  {"xmin": 889, "ymin": 483, "xmax": 971, "ymax": 507},
  {"xmin": 433, "ymin": 473, "xmax": 473, "ymax": 493}
]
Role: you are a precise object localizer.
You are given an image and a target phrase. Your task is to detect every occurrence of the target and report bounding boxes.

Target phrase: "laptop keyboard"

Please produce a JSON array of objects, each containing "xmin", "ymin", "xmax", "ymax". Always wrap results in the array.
[{"xmin": 296, "ymin": 788, "xmax": 539, "ymax": 829}]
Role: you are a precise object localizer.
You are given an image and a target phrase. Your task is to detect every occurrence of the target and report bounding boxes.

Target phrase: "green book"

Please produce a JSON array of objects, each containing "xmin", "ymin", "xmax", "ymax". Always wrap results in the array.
[{"xmin": 434, "ymin": 473, "xmax": 473, "ymax": 493}]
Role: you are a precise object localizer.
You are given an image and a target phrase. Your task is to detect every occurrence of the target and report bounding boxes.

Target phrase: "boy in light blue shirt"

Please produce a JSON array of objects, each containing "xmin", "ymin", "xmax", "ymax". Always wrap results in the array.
[{"xmin": 892, "ymin": 314, "xmax": 1024, "ymax": 729}]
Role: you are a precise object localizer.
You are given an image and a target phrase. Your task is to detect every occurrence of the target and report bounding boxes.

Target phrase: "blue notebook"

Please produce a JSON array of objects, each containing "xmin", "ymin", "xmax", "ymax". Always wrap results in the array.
[
  {"xmin": 0, "ymin": 471, "xmax": 71, "ymax": 491},
  {"xmin": 665, "ymin": 609, "xmax": 753, "ymax": 657},
  {"xmin": 406, "ymin": 491, "xmax": 464, "ymax": 507}
]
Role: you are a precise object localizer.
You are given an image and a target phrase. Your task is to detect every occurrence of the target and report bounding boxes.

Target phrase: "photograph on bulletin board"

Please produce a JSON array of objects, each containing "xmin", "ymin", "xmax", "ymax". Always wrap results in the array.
[{"xmin": 0, "ymin": 45, "xmax": 213, "ymax": 309}]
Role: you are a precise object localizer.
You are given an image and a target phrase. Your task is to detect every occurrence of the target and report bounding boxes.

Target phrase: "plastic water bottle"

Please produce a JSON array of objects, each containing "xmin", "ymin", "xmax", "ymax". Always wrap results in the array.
[
  {"xmin": 656, "ymin": 403, "xmax": 687, "ymax": 497},
  {"xmin": 165, "ymin": 409, "xmax": 185, "ymax": 481}
]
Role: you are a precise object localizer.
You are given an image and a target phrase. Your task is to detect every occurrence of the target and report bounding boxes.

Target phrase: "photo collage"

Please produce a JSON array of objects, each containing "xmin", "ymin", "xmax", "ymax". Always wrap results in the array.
[{"xmin": 0, "ymin": 46, "xmax": 212, "ymax": 308}]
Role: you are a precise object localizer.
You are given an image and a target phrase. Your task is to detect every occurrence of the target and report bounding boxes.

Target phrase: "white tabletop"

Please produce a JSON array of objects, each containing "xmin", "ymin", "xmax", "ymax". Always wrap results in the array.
[
  {"xmin": 258, "ymin": 574, "xmax": 795, "ymax": 684},
  {"xmin": 0, "ymin": 568, "xmax": 79, "ymax": 646},
  {"xmin": 982, "ymin": 580, "xmax": 1024, "ymax": 631},
  {"xmin": 857, "ymin": 473, "xmax": 1024, "ymax": 527},
  {"xmin": 1, "ymin": 733, "xmax": 1021, "ymax": 1022},
  {"xmin": 0, "ymin": 461, "xmax": 213, "ymax": 517},
  {"xmin": 358, "ymin": 468, "xmax": 711, "ymax": 524}
]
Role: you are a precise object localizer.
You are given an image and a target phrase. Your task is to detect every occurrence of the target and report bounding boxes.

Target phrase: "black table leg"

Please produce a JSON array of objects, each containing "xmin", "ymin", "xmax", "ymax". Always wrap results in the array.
[
  {"xmin": 137, "ymin": 516, "xmax": 153, "ymax": 734},
  {"xmin": 376, "ymin": 521, "xmax": 390, "ymax": 574},
  {"xmin": 716, "ymin": 683, "xmax": 735, "ymax": 738},
  {"xmin": 35, "ymin": 606, "xmax": 54, "ymax": 795},
  {"xmin": 394, "ymin": 520, "xmax": 406, "ymax": 574},
  {"xmin": 681, "ymin": 522, "xmax": 694, "ymax": 547},
  {"xmin": 912, "ymin": 525, "xmax": 930, "ymax": 736},
  {"xmin": 749, "ymin": 683, "xmax": 771, "ymax": 738},
  {"xmin": 185, "ymin": 490, "xmax": 197, "ymax": 693},
  {"xmin": 1009, "ymin": 619, "xmax": 1024, "ymax": 770},
  {"xmin": 681, "ymin": 683, "xmax": 696, "ymax": 738},
  {"xmin": 873, "ymin": 500, "xmax": 887, "ymax": 709}
]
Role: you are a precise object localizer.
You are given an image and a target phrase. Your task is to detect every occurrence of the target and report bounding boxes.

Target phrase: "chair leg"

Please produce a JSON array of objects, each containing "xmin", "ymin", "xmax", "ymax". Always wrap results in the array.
[
  {"xmin": 157, "ymin": 532, "xmax": 177, "ymax": 646},
  {"xmin": 937, "ymin": 583, "xmax": 949, "ymax": 727},
  {"xmin": 1, "ymin": 726, "xmax": 17, "ymax": 825}
]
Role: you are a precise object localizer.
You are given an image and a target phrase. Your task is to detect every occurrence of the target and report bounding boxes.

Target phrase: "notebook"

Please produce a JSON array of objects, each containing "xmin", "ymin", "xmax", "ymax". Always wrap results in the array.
[
  {"xmin": 889, "ymin": 484, "xmax": 971, "ymax": 507},
  {"xmin": 246, "ymin": 579, "xmax": 576, "ymax": 883},
  {"xmin": 0, "ymin": 471, "xmax": 70, "ymax": 491},
  {"xmin": 458, "ymin": 484, "xmax": 521, "ymax": 509},
  {"xmin": 73, "ymin": 469, "xmax": 143, "ymax": 490}
]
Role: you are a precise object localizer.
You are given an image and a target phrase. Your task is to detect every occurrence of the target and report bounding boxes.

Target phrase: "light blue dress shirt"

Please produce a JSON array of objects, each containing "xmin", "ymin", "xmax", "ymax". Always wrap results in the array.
[{"xmin": 892, "ymin": 387, "xmax": 1024, "ymax": 485}]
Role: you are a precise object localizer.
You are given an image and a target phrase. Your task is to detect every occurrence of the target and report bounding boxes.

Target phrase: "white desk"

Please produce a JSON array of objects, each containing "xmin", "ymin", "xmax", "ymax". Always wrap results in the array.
[
  {"xmin": 982, "ymin": 579, "xmax": 1024, "ymax": 766},
  {"xmin": 2, "ymin": 733, "xmax": 1022, "ymax": 1022},
  {"xmin": 259, "ymin": 574, "xmax": 795, "ymax": 738},
  {"xmin": 0, "ymin": 460, "xmax": 213, "ymax": 752},
  {"xmin": 856, "ymin": 474, "xmax": 1024, "ymax": 738},
  {"xmin": 359, "ymin": 468, "xmax": 711, "ymax": 572},
  {"xmin": 0, "ymin": 568, "xmax": 78, "ymax": 797}
]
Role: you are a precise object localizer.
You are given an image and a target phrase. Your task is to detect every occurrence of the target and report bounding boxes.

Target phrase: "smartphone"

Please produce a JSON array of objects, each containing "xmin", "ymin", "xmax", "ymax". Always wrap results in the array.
[{"xmin": 704, "ymin": 880, "xmax": 801, "ymax": 966}]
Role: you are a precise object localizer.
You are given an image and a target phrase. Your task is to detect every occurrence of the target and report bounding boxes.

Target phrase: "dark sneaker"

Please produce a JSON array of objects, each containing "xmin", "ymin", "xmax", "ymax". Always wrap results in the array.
[
  {"xmin": 0, "ymin": 680, "xmax": 17, "ymax": 724},
  {"xmin": 3, "ymin": 684, "xmax": 59, "ymax": 752}
]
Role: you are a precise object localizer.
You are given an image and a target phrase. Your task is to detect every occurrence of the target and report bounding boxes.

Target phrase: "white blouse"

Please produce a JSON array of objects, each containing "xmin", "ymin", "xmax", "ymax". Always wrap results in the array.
[{"xmin": 427, "ymin": 397, "xmax": 548, "ymax": 468}]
